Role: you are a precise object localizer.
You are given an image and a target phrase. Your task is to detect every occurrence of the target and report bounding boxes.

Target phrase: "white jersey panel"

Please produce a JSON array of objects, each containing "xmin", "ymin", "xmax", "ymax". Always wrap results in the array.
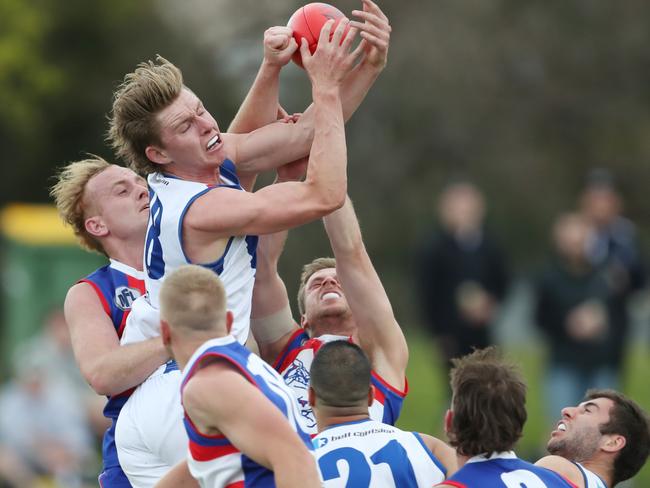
[
  {"xmin": 123, "ymin": 168, "xmax": 256, "ymax": 346},
  {"xmin": 313, "ymin": 419, "xmax": 446, "ymax": 488}
]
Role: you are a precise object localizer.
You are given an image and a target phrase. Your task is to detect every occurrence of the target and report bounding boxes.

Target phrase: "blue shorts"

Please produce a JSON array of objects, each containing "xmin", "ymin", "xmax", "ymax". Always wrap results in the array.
[{"xmin": 98, "ymin": 466, "xmax": 132, "ymax": 488}]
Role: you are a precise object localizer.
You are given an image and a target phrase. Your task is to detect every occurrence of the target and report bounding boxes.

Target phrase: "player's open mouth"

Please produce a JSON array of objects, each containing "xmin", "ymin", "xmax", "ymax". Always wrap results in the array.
[
  {"xmin": 321, "ymin": 291, "xmax": 341, "ymax": 301},
  {"xmin": 206, "ymin": 134, "xmax": 222, "ymax": 151},
  {"xmin": 556, "ymin": 422, "xmax": 567, "ymax": 432}
]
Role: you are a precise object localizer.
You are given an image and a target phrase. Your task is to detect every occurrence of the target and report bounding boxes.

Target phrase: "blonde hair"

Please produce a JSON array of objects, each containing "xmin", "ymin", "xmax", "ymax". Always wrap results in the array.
[
  {"xmin": 50, "ymin": 156, "xmax": 111, "ymax": 254},
  {"xmin": 160, "ymin": 265, "xmax": 227, "ymax": 333},
  {"xmin": 107, "ymin": 55, "xmax": 183, "ymax": 176},
  {"xmin": 297, "ymin": 257, "xmax": 337, "ymax": 315}
]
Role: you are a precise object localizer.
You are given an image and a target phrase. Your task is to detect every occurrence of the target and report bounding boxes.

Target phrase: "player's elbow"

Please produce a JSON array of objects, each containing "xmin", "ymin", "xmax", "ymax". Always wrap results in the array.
[
  {"xmin": 317, "ymin": 184, "xmax": 347, "ymax": 215},
  {"xmin": 85, "ymin": 367, "xmax": 121, "ymax": 396}
]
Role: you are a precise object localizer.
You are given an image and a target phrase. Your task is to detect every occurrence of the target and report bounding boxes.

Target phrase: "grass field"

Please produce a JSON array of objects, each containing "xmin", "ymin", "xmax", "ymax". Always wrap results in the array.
[{"xmin": 396, "ymin": 329, "xmax": 650, "ymax": 486}]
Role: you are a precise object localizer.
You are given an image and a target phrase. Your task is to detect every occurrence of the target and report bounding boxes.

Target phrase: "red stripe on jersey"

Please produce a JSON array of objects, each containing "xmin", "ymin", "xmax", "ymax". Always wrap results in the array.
[
  {"xmin": 436, "ymin": 482, "xmax": 467, "ymax": 488},
  {"xmin": 226, "ymin": 482, "xmax": 245, "ymax": 488},
  {"xmin": 81, "ymin": 280, "xmax": 111, "ymax": 316},
  {"xmin": 189, "ymin": 440, "xmax": 239, "ymax": 462},
  {"xmin": 273, "ymin": 329, "xmax": 307, "ymax": 371},
  {"xmin": 371, "ymin": 371, "xmax": 408, "ymax": 397},
  {"xmin": 116, "ymin": 275, "xmax": 145, "ymax": 337},
  {"xmin": 373, "ymin": 384, "xmax": 386, "ymax": 405}
]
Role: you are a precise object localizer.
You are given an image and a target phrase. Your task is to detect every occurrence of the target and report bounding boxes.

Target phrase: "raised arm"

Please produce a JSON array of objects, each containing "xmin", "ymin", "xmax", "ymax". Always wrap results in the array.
[
  {"xmin": 183, "ymin": 363, "xmax": 321, "ymax": 488},
  {"xmin": 64, "ymin": 283, "xmax": 168, "ymax": 396},
  {"xmin": 323, "ymin": 196, "xmax": 408, "ymax": 390},
  {"xmin": 185, "ymin": 21, "xmax": 356, "ymax": 241},
  {"xmin": 228, "ymin": 27, "xmax": 298, "ymax": 191},
  {"xmin": 230, "ymin": 0, "xmax": 390, "ymax": 174}
]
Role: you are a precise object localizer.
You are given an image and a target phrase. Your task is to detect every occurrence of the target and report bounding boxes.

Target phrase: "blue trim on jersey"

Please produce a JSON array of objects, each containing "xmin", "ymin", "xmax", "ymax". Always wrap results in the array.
[
  {"xmin": 183, "ymin": 417, "xmax": 231, "ymax": 447},
  {"xmin": 273, "ymin": 330, "xmax": 309, "ymax": 371},
  {"xmin": 371, "ymin": 374, "xmax": 405, "ymax": 425},
  {"xmin": 164, "ymin": 359, "xmax": 179, "ymax": 373},
  {"xmin": 178, "ymin": 186, "xmax": 212, "ymax": 264},
  {"xmin": 82, "ymin": 265, "xmax": 130, "ymax": 333},
  {"xmin": 412, "ymin": 432, "xmax": 446, "ymax": 475},
  {"xmin": 245, "ymin": 235, "xmax": 258, "ymax": 269},
  {"xmin": 219, "ymin": 159, "xmax": 240, "ymax": 186},
  {"xmin": 176, "ymin": 185, "xmax": 236, "ymax": 276},
  {"xmin": 242, "ymin": 454, "xmax": 275, "ymax": 487}
]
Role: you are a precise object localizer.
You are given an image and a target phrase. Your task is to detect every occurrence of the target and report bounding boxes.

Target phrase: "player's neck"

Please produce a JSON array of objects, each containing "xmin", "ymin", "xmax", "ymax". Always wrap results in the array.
[
  {"xmin": 103, "ymin": 237, "xmax": 145, "ymax": 271},
  {"xmin": 580, "ymin": 457, "xmax": 613, "ymax": 488},
  {"xmin": 175, "ymin": 332, "xmax": 228, "ymax": 370},
  {"xmin": 164, "ymin": 162, "xmax": 221, "ymax": 186},
  {"xmin": 315, "ymin": 406, "xmax": 369, "ymax": 432}
]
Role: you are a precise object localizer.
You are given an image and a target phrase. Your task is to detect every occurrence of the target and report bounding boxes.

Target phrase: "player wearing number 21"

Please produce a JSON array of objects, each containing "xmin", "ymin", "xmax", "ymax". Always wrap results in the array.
[
  {"xmin": 436, "ymin": 347, "xmax": 576, "ymax": 488},
  {"xmin": 310, "ymin": 341, "xmax": 456, "ymax": 487}
]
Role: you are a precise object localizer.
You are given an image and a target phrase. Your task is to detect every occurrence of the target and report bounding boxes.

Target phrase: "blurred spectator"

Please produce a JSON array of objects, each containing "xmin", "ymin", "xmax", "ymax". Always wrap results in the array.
[
  {"xmin": 0, "ymin": 353, "xmax": 94, "ymax": 487},
  {"xmin": 416, "ymin": 181, "xmax": 510, "ymax": 371},
  {"xmin": 580, "ymin": 169, "xmax": 646, "ymax": 366},
  {"xmin": 535, "ymin": 212, "xmax": 623, "ymax": 424},
  {"xmin": 0, "ymin": 309, "xmax": 101, "ymax": 487}
]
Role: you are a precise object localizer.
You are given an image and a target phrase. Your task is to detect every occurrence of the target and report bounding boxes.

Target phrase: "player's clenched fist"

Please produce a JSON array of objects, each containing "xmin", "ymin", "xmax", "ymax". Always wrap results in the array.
[{"xmin": 263, "ymin": 26, "xmax": 298, "ymax": 67}]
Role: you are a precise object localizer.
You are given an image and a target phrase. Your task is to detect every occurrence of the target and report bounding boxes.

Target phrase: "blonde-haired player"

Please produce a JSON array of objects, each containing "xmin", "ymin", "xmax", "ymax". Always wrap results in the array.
[
  {"xmin": 51, "ymin": 157, "xmax": 168, "ymax": 487},
  {"xmin": 158, "ymin": 265, "xmax": 320, "ymax": 488}
]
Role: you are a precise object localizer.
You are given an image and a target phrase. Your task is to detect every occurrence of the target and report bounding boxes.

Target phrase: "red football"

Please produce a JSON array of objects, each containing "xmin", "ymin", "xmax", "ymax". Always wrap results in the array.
[{"xmin": 287, "ymin": 2, "xmax": 348, "ymax": 67}]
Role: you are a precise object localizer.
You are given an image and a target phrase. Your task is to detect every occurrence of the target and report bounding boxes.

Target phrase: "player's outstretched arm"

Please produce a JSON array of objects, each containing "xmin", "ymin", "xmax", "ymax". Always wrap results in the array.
[
  {"xmin": 535, "ymin": 455, "xmax": 583, "ymax": 487},
  {"xmin": 323, "ymin": 196, "xmax": 409, "ymax": 390},
  {"xmin": 153, "ymin": 460, "xmax": 198, "ymax": 488},
  {"xmin": 228, "ymin": 26, "xmax": 297, "ymax": 135},
  {"xmin": 185, "ymin": 21, "xmax": 355, "ymax": 239},
  {"xmin": 184, "ymin": 362, "xmax": 321, "ymax": 488},
  {"xmin": 228, "ymin": 26, "xmax": 298, "ymax": 191},
  {"xmin": 65, "ymin": 283, "xmax": 168, "ymax": 396}
]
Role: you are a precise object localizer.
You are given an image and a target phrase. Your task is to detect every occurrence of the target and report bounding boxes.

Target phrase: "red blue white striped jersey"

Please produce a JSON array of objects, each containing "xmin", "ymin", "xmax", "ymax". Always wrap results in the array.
[
  {"xmin": 314, "ymin": 418, "xmax": 446, "ymax": 487},
  {"xmin": 141, "ymin": 160, "xmax": 257, "ymax": 345},
  {"xmin": 181, "ymin": 335, "xmax": 313, "ymax": 487},
  {"xmin": 80, "ymin": 259, "xmax": 145, "ymax": 486},
  {"xmin": 441, "ymin": 452, "xmax": 577, "ymax": 488},
  {"xmin": 273, "ymin": 332, "xmax": 407, "ymax": 434}
]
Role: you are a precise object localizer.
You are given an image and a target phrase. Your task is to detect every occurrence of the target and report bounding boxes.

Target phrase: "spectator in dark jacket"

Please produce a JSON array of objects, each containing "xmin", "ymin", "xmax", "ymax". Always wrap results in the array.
[{"xmin": 416, "ymin": 181, "xmax": 509, "ymax": 372}]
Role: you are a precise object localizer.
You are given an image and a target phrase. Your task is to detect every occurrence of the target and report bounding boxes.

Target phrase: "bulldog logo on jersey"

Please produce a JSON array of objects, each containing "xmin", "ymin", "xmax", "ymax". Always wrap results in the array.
[{"xmin": 114, "ymin": 286, "xmax": 142, "ymax": 311}]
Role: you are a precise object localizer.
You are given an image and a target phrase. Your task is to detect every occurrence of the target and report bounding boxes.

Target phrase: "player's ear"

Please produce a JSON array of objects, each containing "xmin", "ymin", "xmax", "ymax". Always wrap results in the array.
[
  {"xmin": 367, "ymin": 386, "xmax": 374, "ymax": 406},
  {"xmin": 85, "ymin": 216, "xmax": 109, "ymax": 238},
  {"xmin": 160, "ymin": 320, "xmax": 171, "ymax": 347},
  {"xmin": 225, "ymin": 311, "xmax": 234, "ymax": 334},
  {"xmin": 444, "ymin": 409, "xmax": 453, "ymax": 435},
  {"xmin": 145, "ymin": 145, "xmax": 171, "ymax": 166},
  {"xmin": 300, "ymin": 315, "xmax": 311, "ymax": 334},
  {"xmin": 308, "ymin": 386, "xmax": 316, "ymax": 407},
  {"xmin": 601, "ymin": 433, "xmax": 626, "ymax": 454}
]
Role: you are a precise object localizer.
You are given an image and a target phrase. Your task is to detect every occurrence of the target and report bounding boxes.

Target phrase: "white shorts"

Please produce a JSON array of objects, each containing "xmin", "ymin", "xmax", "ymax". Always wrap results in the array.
[{"xmin": 115, "ymin": 367, "xmax": 187, "ymax": 488}]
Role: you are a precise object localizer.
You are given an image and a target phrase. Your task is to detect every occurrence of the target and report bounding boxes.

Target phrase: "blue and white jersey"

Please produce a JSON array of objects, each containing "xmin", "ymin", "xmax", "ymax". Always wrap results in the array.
[
  {"xmin": 123, "ymin": 160, "xmax": 257, "ymax": 346},
  {"xmin": 181, "ymin": 335, "xmax": 312, "ymax": 487},
  {"xmin": 274, "ymin": 332, "xmax": 407, "ymax": 434},
  {"xmin": 442, "ymin": 452, "xmax": 577, "ymax": 488},
  {"xmin": 313, "ymin": 418, "xmax": 446, "ymax": 487},
  {"xmin": 573, "ymin": 463, "xmax": 607, "ymax": 488},
  {"xmin": 80, "ymin": 259, "xmax": 145, "ymax": 487}
]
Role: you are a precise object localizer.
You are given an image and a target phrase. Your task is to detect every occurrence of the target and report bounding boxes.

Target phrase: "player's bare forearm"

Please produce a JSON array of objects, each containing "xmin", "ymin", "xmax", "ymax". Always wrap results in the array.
[
  {"xmin": 323, "ymin": 197, "xmax": 408, "ymax": 388},
  {"xmin": 65, "ymin": 283, "xmax": 169, "ymax": 396},
  {"xmin": 86, "ymin": 338, "xmax": 169, "ymax": 395}
]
